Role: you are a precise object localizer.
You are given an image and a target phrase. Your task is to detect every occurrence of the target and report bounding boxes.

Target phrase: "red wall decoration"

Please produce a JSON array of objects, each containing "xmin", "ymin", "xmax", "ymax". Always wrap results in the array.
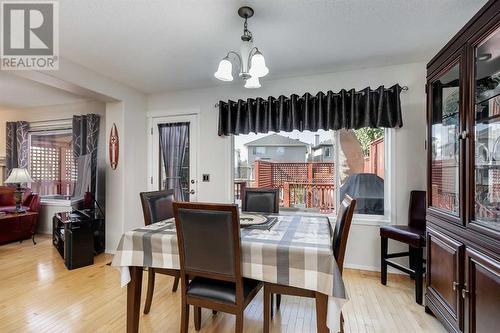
[{"xmin": 109, "ymin": 123, "xmax": 119, "ymax": 170}]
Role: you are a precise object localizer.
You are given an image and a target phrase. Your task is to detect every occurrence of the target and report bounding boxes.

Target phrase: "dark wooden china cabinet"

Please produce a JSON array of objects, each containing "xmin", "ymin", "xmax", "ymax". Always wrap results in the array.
[{"xmin": 426, "ymin": 1, "xmax": 500, "ymax": 332}]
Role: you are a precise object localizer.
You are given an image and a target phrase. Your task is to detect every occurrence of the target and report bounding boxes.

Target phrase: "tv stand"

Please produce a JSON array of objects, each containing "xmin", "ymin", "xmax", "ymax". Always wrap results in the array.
[{"xmin": 52, "ymin": 209, "xmax": 105, "ymax": 270}]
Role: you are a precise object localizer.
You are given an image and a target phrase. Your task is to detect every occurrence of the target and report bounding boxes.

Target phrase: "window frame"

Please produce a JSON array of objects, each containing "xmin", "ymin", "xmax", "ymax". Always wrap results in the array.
[
  {"xmin": 230, "ymin": 128, "xmax": 396, "ymax": 225},
  {"xmin": 331, "ymin": 128, "xmax": 395, "ymax": 225},
  {"xmin": 253, "ymin": 146, "xmax": 266, "ymax": 156},
  {"xmin": 324, "ymin": 146, "xmax": 331, "ymax": 158}
]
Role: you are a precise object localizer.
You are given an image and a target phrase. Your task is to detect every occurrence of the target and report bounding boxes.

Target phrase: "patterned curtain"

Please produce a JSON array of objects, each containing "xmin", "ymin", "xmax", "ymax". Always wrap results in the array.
[
  {"xmin": 159, "ymin": 122, "xmax": 189, "ymax": 201},
  {"xmin": 73, "ymin": 114, "xmax": 100, "ymax": 194},
  {"xmin": 6, "ymin": 121, "xmax": 29, "ymax": 174}
]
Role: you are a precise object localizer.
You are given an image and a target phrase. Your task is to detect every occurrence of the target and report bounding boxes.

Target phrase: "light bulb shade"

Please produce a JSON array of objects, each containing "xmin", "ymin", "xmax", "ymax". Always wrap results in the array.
[
  {"xmin": 244, "ymin": 76, "xmax": 261, "ymax": 89},
  {"xmin": 5, "ymin": 168, "xmax": 33, "ymax": 184},
  {"xmin": 249, "ymin": 52, "xmax": 269, "ymax": 77},
  {"xmin": 214, "ymin": 58, "xmax": 233, "ymax": 81}
]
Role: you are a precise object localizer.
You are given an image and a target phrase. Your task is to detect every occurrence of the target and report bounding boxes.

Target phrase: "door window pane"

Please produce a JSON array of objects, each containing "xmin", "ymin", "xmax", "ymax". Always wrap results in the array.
[
  {"xmin": 474, "ymin": 27, "xmax": 500, "ymax": 230},
  {"xmin": 158, "ymin": 122, "xmax": 190, "ymax": 202},
  {"xmin": 430, "ymin": 63, "xmax": 460, "ymax": 214}
]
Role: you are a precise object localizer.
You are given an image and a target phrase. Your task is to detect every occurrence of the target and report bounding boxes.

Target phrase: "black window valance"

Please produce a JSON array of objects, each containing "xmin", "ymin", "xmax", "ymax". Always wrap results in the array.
[{"xmin": 218, "ymin": 84, "xmax": 404, "ymax": 136}]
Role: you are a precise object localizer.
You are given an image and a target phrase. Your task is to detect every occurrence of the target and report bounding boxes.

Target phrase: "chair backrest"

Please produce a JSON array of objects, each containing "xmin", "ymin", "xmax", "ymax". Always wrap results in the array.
[
  {"xmin": 331, "ymin": 195, "xmax": 356, "ymax": 273},
  {"xmin": 173, "ymin": 202, "xmax": 242, "ymax": 283},
  {"xmin": 242, "ymin": 188, "xmax": 279, "ymax": 214},
  {"xmin": 140, "ymin": 190, "xmax": 175, "ymax": 225},
  {"xmin": 24, "ymin": 194, "xmax": 41, "ymax": 212},
  {"xmin": 408, "ymin": 190, "xmax": 426, "ymax": 231}
]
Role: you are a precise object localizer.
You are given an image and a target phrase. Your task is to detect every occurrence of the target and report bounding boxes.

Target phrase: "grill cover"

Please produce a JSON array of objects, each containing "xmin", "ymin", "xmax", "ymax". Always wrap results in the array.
[{"xmin": 339, "ymin": 173, "xmax": 384, "ymax": 215}]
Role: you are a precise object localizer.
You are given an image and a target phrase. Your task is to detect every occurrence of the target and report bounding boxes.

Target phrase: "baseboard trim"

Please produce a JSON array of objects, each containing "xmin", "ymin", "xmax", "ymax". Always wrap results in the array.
[{"xmin": 344, "ymin": 263, "xmax": 406, "ymax": 275}]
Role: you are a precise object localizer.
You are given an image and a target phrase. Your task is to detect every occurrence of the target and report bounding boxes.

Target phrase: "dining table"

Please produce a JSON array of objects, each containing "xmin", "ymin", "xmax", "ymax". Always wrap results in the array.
[{"xmin": 111, "ymin": 213, "xmax": 348, "ymax": 333}]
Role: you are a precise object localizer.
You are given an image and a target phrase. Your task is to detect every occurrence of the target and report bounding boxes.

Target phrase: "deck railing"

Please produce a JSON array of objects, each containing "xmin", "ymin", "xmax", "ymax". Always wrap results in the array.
[
  {"xmin": 233, "ymin": 180, "xmax": 335, "ymax": 213},
  {"xmin": 283, "ymin": 182, "xmax": 335, "ymax": 213},
  {"xmin": 235, "ymin": 160, "xmax": 336, "ymax": 213},
  {"xmin": 234, "ymin": 180, "xmax": 247, "ymax": 201}
]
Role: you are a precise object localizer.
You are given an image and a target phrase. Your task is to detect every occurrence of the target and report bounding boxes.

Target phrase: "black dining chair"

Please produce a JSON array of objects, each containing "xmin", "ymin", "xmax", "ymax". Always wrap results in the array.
[
  {"xmin": 139, "ymin": 190, "xmax": 180, "ymax": 314},
  {"xmin": 241, "ymin": 187, "xmax": 281, "ymax": 312},
  {"xmin": 380, "ymin": 190, "xmax": 426, "ymax": 304},
  {"xmin": 241, "ymin": 187, "xmax": 279, "ymax": 214},
  {"xmin": 263, "ymin": 194, "xmax": 356, "ymax": 333},
  {"xmin": 173, "ymin": 202, "xmax": 263, "ymax": 333}
]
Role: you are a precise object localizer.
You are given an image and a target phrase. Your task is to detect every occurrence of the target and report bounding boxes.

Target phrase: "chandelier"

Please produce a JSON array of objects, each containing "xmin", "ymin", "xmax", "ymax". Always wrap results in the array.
[{"xmin": 214, "ymin": 6, "xmax": 269, "ymax": 88}]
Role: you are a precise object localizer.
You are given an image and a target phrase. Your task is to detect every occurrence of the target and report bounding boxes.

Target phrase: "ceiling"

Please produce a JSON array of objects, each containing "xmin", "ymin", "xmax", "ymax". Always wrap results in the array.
[
  {"xmin": 57, "ymin": 0, "xmax": 488, "ymax": 94},
  {"xmin": 0, "ymin": 72, "xmax": 87, "ymax": 110}
]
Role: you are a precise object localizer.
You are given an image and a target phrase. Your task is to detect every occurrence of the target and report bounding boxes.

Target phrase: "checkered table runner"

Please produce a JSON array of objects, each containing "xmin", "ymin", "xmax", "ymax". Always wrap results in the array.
[{"xmin": 111, "ymin": 215, "xmax": 347, "ymax": 332}]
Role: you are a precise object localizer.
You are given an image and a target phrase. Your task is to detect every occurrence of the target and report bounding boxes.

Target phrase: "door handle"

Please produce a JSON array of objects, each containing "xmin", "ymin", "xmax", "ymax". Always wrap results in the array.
[
  {"xmin": 458, "ymin": 131, "xmax": 468, "ymax": 140},
  {"xmin": 189, "ymin": 189, "xmax": 195, "ymax": 195},
  {"xmin": 452, "ymin": 281, "xmax": 459, "ymax": 291},
  {"xmin": 461, "ymin": 288, "xmax": 469, "ymax": 299}
]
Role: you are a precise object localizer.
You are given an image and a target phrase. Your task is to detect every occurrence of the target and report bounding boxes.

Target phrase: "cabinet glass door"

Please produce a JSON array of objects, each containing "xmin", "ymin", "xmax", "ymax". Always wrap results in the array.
[
  {"xmin": 430, "ymin": 63, "xmax": 461, "ymax": 216},
  {"xmin": 474, "ymin": 26, "xmax": 500, "ymax": 231}
]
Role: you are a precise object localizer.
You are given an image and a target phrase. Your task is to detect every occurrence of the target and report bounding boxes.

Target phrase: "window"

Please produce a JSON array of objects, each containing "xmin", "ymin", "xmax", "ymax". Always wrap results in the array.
[
  {"xmin": 253, "ymin": 146, "xmax": 266, "ymax": 156},
  {"xmin": 29, "ymin": 130, "xmax": 76, "ymax": 197},
  {"xmin": 234, "ymin": 128, "xmax": 389, "ymax": 217},
  {"xmin": 336, "ymin": 128, "xmax": 385, "ymax": 216},
  {"xmin": 324, "ymin": 147, "xmax": 331, "ymax": 158}
]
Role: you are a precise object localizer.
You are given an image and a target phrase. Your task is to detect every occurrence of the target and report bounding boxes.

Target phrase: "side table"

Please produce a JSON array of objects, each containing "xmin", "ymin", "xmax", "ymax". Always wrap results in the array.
[{"xmin": 0, "ymin": 211, "xmax": 39, "ymax": 245}]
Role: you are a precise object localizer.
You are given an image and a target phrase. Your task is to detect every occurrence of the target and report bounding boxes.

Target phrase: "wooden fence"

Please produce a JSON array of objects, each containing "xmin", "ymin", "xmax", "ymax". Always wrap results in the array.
[
  {"xmin": 431, "ymin": 159, "xmax": 459, "ymax": 212},
  {"xmin": 364, "ymin": 137, "xmax": 384, "ymax": 179},
  {"xmin": 253, "ymin": 161, "xmax": 335, "ymax": 212}
]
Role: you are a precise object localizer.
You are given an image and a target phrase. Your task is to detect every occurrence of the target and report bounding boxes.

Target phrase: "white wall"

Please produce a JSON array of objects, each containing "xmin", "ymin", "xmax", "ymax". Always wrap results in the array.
[
  {"xmin": 104, "ymin": 101, "xmax": 126, "ymax": 249},
  {"xmin": 147, "ymin": 62, "xmax": 428, "ymax": 271}
]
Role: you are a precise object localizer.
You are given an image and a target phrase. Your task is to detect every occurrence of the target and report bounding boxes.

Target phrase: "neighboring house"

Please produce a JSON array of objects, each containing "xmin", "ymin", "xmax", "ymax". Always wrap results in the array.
[
  {"xmin": 308, "ymin": 137, "xmax": 334, "ymax": 162},
  {"xmin": 245, "ymin": 134, "xmax": 309, "ymax": 165}
]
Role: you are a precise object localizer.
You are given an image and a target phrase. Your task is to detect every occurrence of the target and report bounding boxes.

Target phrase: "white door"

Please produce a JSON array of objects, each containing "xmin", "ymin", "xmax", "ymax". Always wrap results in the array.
[{"xmin": 149, "ymin": 114, "xmax": 198, "ymax": 201}]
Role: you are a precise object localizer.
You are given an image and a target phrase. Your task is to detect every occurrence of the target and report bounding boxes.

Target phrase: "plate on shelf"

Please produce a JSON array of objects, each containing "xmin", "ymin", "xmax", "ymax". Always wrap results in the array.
[
  {"xmin": 476, "ymin": 142, "xmax": 490, "ymax": 164},
  {"xmin": 492, "ymin": 136, "xmax": 500, "ymax": 162}
]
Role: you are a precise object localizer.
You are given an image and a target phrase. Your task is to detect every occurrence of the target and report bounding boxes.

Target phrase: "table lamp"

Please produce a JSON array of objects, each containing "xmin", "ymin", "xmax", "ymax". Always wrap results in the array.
[{"xmin": 4, "ymin": 168, "xmax": 34, "ymax": 213}]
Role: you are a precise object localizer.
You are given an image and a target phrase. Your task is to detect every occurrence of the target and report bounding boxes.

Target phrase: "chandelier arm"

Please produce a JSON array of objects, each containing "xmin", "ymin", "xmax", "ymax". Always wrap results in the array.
[
  {"xmin": 226, "ymin": 51, "xmax": 243, "ymax": 72},
  {"xmin": 247, "ymin": 47, "xmax": 260, "ymax": 68}
]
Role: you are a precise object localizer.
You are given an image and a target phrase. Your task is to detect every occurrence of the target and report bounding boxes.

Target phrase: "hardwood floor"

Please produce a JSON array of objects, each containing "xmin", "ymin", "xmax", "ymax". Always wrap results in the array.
[{"xmin": 0, "ymin": 236, "xmax": 445, "ymax": 333}]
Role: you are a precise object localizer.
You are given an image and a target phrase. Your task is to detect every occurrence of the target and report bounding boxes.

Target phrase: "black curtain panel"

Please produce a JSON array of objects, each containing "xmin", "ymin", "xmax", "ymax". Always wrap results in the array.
[
  {"xmin": 5, "ymin": 121, "xmax": 29, "ymax": 174},
  {"xmin": 73, "ymin": 114, "xmax": 100, "ymax": 195},
  {"xmin": 431, "ymin": 79, "xmax": 460, "ymax": 126},
  {"xmin": 431, "ymin": 80, "xmax": 444, "ymax": 125},
  {"xmin": 218, "ymin": 84, "xmax": 404, "ymax": 136},
  {"xmin": 158, "ymin": 122, "xmax": 189, "ymax": 201}
]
